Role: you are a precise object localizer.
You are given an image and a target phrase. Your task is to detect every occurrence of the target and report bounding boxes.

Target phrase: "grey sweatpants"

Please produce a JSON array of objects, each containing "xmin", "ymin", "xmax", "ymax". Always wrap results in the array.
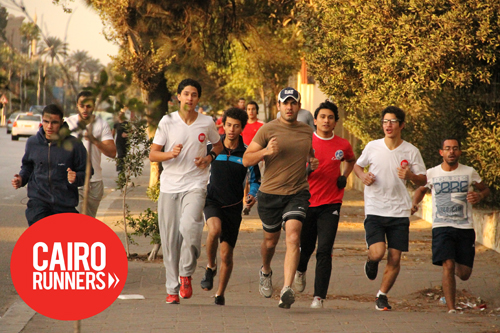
[
  {"xmin": 158, "ymin": 188, "xmax": 206, "ymax": 295},
  {"xmin": 78, "ymin": 180, "xmax": 104, "ymax": 218}
]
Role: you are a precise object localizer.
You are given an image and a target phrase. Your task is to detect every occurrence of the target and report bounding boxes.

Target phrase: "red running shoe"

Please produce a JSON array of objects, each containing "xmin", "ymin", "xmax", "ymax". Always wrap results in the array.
[
  {"xmin": 166, "ymin": 294, "xmax": 180, "ymax": 304},
  {"xmin": 179, "ymin": 276, "xmax": 193, "ymax": 299}
]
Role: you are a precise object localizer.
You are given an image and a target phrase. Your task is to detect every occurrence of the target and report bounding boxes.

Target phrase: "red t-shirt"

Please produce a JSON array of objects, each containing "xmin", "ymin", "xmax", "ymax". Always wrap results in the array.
[
  {"xmin": 241, "ymin": 120, "xmax": 264, "ymax": 145},
  {"xmin": 216, "ymin": 117, "xmax": 225, "ymax": 135},
  {"xmin": 308, "ymin": 133, "xmax": 355, "ymax": 207}
]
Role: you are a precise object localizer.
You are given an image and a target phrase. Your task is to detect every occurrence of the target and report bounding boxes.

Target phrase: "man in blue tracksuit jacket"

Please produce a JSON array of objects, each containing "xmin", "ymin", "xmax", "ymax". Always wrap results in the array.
[
  {"xmin": 12, "ymin": 104, "xmax": 87, "ymax": 226},
  {"xmin": 200, "ymin": 107, "xmax": 261, "ymax": 305}
]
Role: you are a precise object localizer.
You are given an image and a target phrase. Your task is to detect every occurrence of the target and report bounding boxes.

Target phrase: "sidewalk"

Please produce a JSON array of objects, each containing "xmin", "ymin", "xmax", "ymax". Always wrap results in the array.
[{"xmin": 3, "ymin": 172, "xmax": 500, "ymax": 332}]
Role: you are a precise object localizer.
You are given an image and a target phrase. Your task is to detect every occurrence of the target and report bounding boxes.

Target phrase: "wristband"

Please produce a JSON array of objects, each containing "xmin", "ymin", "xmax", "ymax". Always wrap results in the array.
[{"xmin": 208, "ymin": 150, "xmax": 217, "ymax": 162}]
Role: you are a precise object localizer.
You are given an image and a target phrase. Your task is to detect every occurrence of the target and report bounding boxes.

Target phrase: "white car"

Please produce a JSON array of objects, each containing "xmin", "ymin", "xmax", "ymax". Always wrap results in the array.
[{"xmin": 11, "ymin": 113, "xmax": 42, "ymax": 141}]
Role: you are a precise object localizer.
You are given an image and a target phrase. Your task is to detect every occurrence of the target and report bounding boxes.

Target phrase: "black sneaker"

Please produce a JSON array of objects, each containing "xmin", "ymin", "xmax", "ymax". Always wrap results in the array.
[
  {"xmin": 375, "ymin": 294, "xmax": 392, "ymax": 311},
  {"xmin": 201, "ymin": 267, "xmax": 217, "ymax": 291},
  {"xmin": 214, "ymin": 295, "xmax": 225, "ymax": 306},
  {"xmin": 364, "ymin": 260, "xmax": 379, "ymax": 280}
]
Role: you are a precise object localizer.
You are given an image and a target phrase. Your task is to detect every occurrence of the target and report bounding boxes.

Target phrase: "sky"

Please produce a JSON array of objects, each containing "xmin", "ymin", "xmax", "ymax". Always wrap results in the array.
[{"xmin": 2, "ymin": 0, "xmax": 119, "ymax": 65}]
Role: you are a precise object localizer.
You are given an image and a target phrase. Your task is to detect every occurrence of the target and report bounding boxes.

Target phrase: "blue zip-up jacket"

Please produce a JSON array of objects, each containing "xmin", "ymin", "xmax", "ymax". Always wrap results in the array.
[
  {"xmin": 19, "ymin": 126, "xmax": 87, "ymax": 208},
  {"xmin": 207, "ymin": 135, "xmax": 260, "ymax": 207}
]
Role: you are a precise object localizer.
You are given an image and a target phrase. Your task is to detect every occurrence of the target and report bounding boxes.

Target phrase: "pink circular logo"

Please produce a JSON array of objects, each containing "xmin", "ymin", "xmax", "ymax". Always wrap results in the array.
[
  {"xmin": 11, "ymin": 213, "xmax": 128, "ymax": 320},
  {"xmin": 400, "ymin": 160, "xmax": 409, "ymax": 168},
  {"xmin": 198, "ymin": 133, "xmax": 206, "ymax": 143}
]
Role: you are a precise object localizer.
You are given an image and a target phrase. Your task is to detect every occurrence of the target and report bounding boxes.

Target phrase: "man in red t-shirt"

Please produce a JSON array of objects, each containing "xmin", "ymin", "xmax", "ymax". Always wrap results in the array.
[
  {"xmin": 241, "ymin": 101, "xmax": 264, "ymax": 145},
  {"xmin": 294, "ymin": 100, "xmax": 356, "ymax": 309},
  {"xmin": 241, "ymin": 101, "xmax": 264, "ymax": 214}
]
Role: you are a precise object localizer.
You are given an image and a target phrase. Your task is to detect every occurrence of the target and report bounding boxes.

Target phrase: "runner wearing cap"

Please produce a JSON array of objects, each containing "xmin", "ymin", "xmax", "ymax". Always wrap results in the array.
[
  {"xmin": 243, "ymin": 87, "xmax": 318, "ymax": 309},
  {"xmin": 353, "ymin": 106, "xmax": 426, "ymax": 311},
  {"xmin": 276, "ymin": 108, "xmax": 315, "ymax": 130}
]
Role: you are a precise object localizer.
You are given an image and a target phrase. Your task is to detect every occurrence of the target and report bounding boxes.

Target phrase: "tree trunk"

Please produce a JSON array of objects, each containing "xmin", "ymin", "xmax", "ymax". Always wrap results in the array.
[
  {"xmin": 259, "ymin": 86, "xmax": 267, "ymax": 121},
  {"xmin": 148, "ymin": 244, "xmax": 160, "ymax": 261},
  {"xmin": 122, "ymin": 178, "xmax": 130, "ymax": 257},
  {"xmin": 141, "ymin": 73, "xmax": 170, "ymax": 188}
]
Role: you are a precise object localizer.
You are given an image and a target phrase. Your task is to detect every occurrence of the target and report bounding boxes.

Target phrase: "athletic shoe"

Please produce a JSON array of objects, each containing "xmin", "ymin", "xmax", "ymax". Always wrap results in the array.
[
  {"xmin": 214, "ymin": 295, "xmax": 225, "ymax": 306},
  {"xmin": 375, "ymin": 294, "xmax": 392, "ymax": 311},
  {"xmin": 310, "ymin": 296, "xmax": 324, "ymax": 309},
  {"xmin": 278, "ymin": 286, "xmax": 295, "ymax": 309},
  {"xmin": 364, "ymin": 260, "xmax": 379, "ymax": 280},
  {"xmin": 448, "ymin": 309, "xmax": 457, "ymax": 314},
  {"xmin": 201, "ymin": 267, "xmax": 217, "ymax": 291},
  {"xmin": 259, "ymin": 268, "xmax": 273, "ymax": 298},
  {"xmin": 294, "ymin": 271, "xmax": 306, "ymax": 292},
  {"xmin": 166, "ymin": 294, "xmax": 180, "ymax": 304},
  {"xmin": 179, "ymin": 276, "xmax": 192, "ymax": 299}
]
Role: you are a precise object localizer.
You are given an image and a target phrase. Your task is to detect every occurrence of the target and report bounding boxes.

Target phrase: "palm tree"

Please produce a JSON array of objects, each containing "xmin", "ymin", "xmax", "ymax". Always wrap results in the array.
[
  {"xmin": 19, "ymin": 22, "xmax": 40, "ymax": 57},
  {"xmin": 39, "ymin": 36, "xmax": 68, "ymax": 64},
  {"xmin": 69, "ymin": 50, "xmax": 90, "ymax": 85},
  {"xmin": 84, "ymin": 57, "xmax": 103, "ymax": 84}
]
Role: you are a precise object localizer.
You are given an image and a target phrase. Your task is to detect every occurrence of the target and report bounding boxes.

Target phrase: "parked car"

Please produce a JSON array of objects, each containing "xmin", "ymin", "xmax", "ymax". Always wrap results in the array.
[
  {"xmin": 6, "ymin": 111, "xmax": 22, "ymax": 134},
  {"xmin": 11, "ymin": 113, "xmax": 42, "ymax": 141}
]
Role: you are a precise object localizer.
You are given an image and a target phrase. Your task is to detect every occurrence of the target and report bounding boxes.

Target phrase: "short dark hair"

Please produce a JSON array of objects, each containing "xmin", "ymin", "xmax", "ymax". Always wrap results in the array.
[
  {"xmin": 42, "ymin": 104, "xmax": 64, "ymax": 120},
  {"xmin": 314, "ymin": 100, "xmax": 339, "ymax": 121},
  {"xmin": 76, "ymin": 90, "xmax": 95, "ymax": 103},
  {"xmin": 381, "ymin": 106, "xmax": 405, "ymax": 123},
  {"xmin": 247, "ymin": 101, "xmax": 259, "ymax": 113},
  {"xmin": 238, "ymin": 97, "xmax": 245, "ymax": 102},
  {"xmin": 222, "ymin": 107, "xmax": 248, "ymax": 130},
  {"xmin": 177, "ymin": 78, "xmax": 202, "ymax": 98},
  {"xmin": 441, "ymin": 137, "xmax": 461, "ymax": 150}
]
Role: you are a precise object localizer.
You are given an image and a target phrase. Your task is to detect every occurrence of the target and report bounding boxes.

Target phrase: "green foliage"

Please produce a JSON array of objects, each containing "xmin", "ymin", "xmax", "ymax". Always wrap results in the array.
[
  {"xmin": 146, "ymin": 182, "xmax": 160, "ymax": 203},
  {"xmin": 126, "ymin": 208, "xmax": 161, "ymax": 245},
  {"xmin": 464, "ymin": 108, "xmax": 500, "ymax": 206},
  {"xmin": 298, "ymin": 0, "xmax": 500, "ymax": 205},
  {"xmin": 116, "ymin": 118, "xmax": 152, "ymax": 190}
]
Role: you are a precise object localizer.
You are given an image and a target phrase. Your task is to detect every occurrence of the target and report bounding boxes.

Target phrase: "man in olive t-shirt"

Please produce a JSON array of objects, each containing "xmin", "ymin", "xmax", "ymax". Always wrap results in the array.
[{"xmin": 243, "ymin": 87, "xmax": 318, "ymax": 309}]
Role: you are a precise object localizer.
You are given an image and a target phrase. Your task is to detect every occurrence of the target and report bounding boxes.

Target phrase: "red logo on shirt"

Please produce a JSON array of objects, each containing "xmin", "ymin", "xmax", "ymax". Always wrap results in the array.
[
  {"xmin": 198, "ymin": 133, "xmax": 206, "ymax": 143},
  {"xmin": 400, "ymin": 160, "xmax": 409, "ymax": 168}
]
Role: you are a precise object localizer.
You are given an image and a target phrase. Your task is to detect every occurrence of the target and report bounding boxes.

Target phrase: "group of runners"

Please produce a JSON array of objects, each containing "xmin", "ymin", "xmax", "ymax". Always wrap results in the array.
[{"xmin": 13, "ymin": 78, "xmax": 490, "ymax": 314}]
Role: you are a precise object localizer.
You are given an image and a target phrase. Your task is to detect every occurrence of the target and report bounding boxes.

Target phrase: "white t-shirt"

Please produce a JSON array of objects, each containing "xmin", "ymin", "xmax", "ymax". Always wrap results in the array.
[
  {"xmin": 66, "ymin": 114, "xmax": 114, "ymax": 182},
  {"xmin": 425, "ymin": 164, "xmax": 481, "ymax": 229},
  {"xmin": 153, "ymin": 112, "xmax": 220, "ymax": 193},
  {"xmin": 356, "ymin": 139, "xmax": 426, "ymax": 217}
]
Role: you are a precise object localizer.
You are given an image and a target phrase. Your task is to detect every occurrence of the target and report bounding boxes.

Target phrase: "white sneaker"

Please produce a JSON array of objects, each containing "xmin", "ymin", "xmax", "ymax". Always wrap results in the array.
[
  {"xmin": 294, "ymin": 271, "xmax": 306, "ymax": 292},
  {"xmin": 259, "ymin": 269, "xmax": 273, "ymax": 298},
  {"xmin": 278, "ymin": 286, "xmax": 295, "ymax": 309},
  {"xmin": 311, "ymin": 296, "xmax": 324, "ymax": 309}
]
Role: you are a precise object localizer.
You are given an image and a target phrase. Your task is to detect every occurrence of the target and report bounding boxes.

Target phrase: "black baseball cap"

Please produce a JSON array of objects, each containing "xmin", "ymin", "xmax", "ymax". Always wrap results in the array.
[{"xmin": 278, "ymin": 87, "xmax": 301, "ymax": 103}]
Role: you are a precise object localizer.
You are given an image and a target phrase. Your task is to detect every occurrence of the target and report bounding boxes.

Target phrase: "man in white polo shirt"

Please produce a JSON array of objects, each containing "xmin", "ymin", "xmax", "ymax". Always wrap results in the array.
[
  {"xmin": 66, "ymin": 91, "xmax": 116, "ymax": 218},
  {"xmin": 150, "ymin": 78, "xmax": 223, "ymax": 305},
  {"xmin": 353, "ymin": 106, "xmax": 426, "ymax": 311}
]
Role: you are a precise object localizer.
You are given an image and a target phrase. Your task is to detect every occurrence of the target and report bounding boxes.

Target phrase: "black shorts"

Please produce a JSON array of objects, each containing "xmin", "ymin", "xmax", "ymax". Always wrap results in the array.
[
  {"xmin": 257, "ymin": 190, "xmax": 310, "ymax": 233},
  {"xmin": 364, "ymin": 215, "xmax": 410, "ymax": 252},
  {"xmin": 204, "ymin": 199, "xmax": 243, "ymax": 248},
  {"xmin": 432, "ymin": 227, "xmax": 475, "ymax": 268}
]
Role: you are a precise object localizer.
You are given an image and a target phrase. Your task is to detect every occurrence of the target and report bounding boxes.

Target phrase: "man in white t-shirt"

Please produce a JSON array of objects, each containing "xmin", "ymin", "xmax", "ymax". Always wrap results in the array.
[
  {"xmin": 411, "ymin": 138, "xmax": 489, "ymax": 314},
  {"xmin": 353, "ymin": 106, "xmax": 426, "ymax": 311},
  {"xmin": 149, "ymin": 78, "xmax": 223, "ymax": 305},
  {"xmin": 66, "ymin": 91, "xmax": 116, "ymax": 218}
]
